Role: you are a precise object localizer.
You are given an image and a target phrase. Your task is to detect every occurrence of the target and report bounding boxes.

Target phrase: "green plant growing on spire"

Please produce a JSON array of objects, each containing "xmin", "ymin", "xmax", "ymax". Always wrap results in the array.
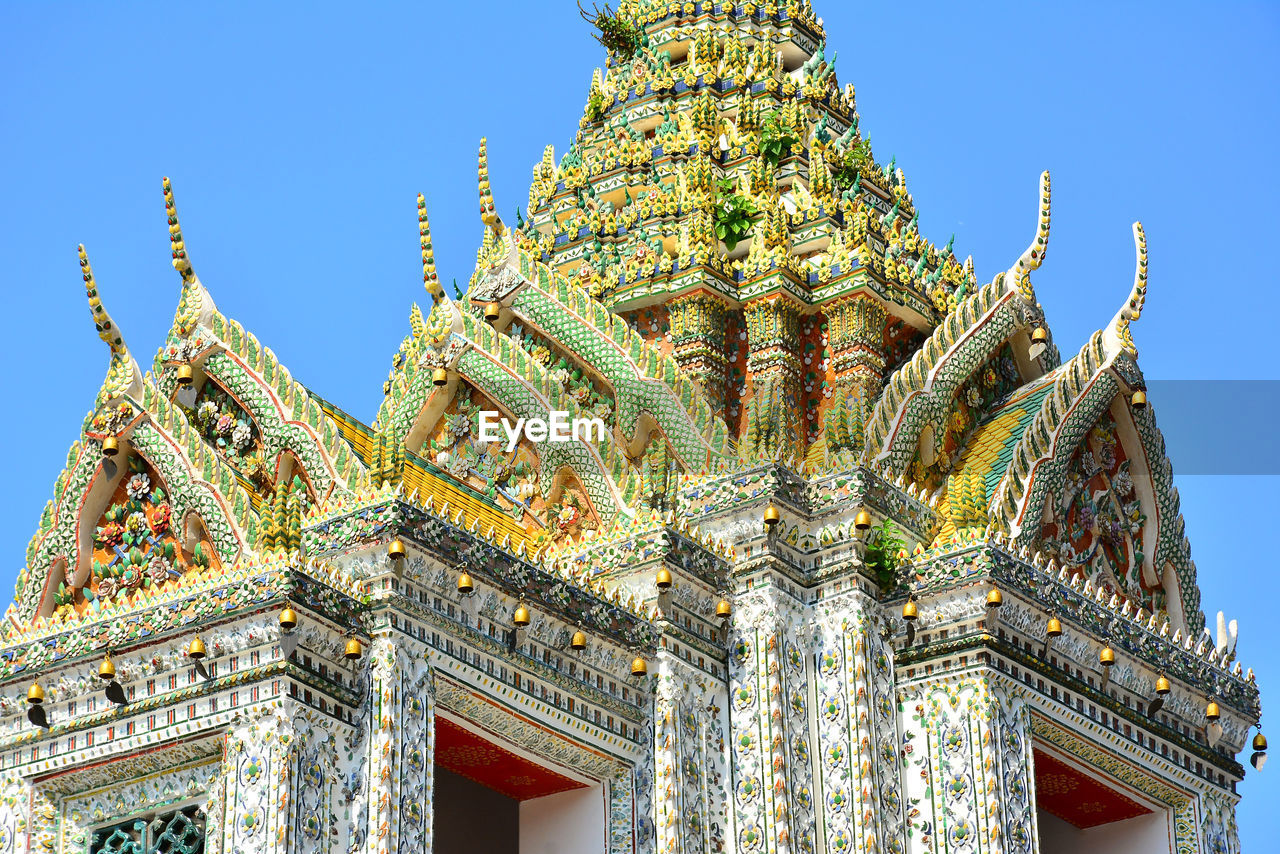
[
  {"xmin": 714, "ymin": 179, "xmax": 758, "ymax": 252},
  {"xmin": 759, "ymin": 111, "xmax": 800, "ymax": 167},
  {"xmin": 579, "ymin": 2, "xmax": 645, "ymax": 58},
  {"xmin": 863, "ymin": 518, "xmax": 905, "ymax": 592},
  {"xmin": 832, "ymin": 137, "xmax": 874, "ymax": 189},
  {"xmin": 586, "ymin": 89, "xmax": 607, "ymax": 123}
]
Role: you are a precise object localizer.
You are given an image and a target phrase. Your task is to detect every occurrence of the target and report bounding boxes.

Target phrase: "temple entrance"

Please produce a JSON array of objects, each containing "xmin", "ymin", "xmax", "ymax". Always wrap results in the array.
[
  {"xmin": 432, "ymin": 715, "xmax": 607, "ymax": 854},
  {"xmin": 1033, "ymin": 748, "xmax": 1173, "ymax": 854}
]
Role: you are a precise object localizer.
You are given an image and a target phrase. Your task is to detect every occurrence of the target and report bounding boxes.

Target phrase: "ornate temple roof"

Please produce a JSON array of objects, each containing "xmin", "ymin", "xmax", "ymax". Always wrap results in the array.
[{"xmin": 7, "ymin": 0, "xmax": 1224, "ymax": 658}]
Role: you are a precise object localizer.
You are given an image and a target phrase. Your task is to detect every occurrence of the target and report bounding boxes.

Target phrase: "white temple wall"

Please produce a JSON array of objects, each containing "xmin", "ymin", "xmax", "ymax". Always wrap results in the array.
[
  {"xmin": 520, "ymin": 784, "xmax": 606, "ymax": 854},
  {"xmin": 1037, "ymin": 809, "xmax": 1173, "ymax": 854}
]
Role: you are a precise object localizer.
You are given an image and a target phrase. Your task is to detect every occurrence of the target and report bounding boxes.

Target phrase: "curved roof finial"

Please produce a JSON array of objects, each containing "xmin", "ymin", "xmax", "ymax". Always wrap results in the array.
[
  {"xmin": 163, "ymin": 176, "xmax": 195, "ymax": 282},
  {"xmin": 1010, "ymin": 171, "xmax": 1052, "ymax": 301},
  {"xmin": 478, "ymin": 138, "xmax": 505, "ymax": 236},
  {"xmin": 80, "ymin": 244, "xmax": 126, "ymax": 356},
  {"xmin": 79, "ymin": 244, "xmax": 141, "ymax": 401},
  {"xmin": 1107, "ymin": 222, "xmax": 1148, "ymax": 357},
  {"xmin": 162, "ymin": 177, "xmax": 218, "ymax": 337},
  {"xmin": 418, "ymin": 193, "xmax": 444, "ymax": 302}
]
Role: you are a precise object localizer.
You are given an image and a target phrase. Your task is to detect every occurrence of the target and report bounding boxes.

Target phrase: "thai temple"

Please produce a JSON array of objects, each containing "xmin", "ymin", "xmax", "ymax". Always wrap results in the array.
[{"xmin": 0, "ymin": 1, "xmax": 1266, "ymax": 852}]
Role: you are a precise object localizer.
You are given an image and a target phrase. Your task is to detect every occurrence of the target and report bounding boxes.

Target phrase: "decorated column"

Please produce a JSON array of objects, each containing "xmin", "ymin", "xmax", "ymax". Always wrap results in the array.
[
  {"xmin": 220, "ymin": 700, "xmax": 301, "ymax": 853},
  {"xmin": 654, "ymin": 654, "xmax": 732, "ymax": 854},
  {"xmin": 813, "ymin": 593, "xmax": 907, "ymax": 854},
  {"xmin": 729, "ymin": 590, "xmax": 816, "ymax": 854},
  {"xmin": 668, "ymin": 293, "xmax": 730, "ymax": 418},
  {"xmin": 822, "ymin": 295, "xmax": 887, "ymax": 458},
  {"xmin": 896, "ymin": 677, "xmax": 1036, "ymax": 854},
  {"xmin": 363, "ymin": 635, "xmax": 434, "ymax": 854},
  {"xmin": 743, "ymin": 296, "xmax": 805, "ymax": 461}
]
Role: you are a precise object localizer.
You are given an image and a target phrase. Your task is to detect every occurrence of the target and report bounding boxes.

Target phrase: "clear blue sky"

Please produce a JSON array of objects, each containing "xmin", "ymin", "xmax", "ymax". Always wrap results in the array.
[{"xmin": 2, "ymin": 0, "xmax": 1277, "ymax": 844}]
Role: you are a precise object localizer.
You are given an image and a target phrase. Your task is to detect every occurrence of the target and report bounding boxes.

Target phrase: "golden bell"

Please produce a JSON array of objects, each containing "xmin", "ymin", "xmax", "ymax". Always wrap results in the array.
[
  {"xmin": 1031, "ymin": 326, "xmax": 1048, "ymax": 344},
  {"xmin": 388, "ymin": 539, "xmax": 406, "ymax": 561},
  {"xmin": 631, "ymin": 656, "xmax": 648, "ymax": 676},
  {"xmin": 457, "ymin": 571, "xmax": 474, "ymax": 594},
  {"xmin": 176, "ymin": 363, "xmax": 194, "ymax": 386},
  {"xmin": 98, "ymin": 654, "xmax": 116, "ymax": 681},
  {"xmin": 279, "ymin": 606, "xmax": 299, "ymax": 630},
  {"xmin": 763, "ymin": 504, "xmax": 780, "ymax": 527},
  {"xmin": 1156, "ymin": 674, "xmax": 1171, "ymax": 695},
  {"xmin": 655, "ymin": 567, "xmax": 673, "ymax": 590},
  {"xmin": 432, "ymin": 367, "xmax": 448, "ymax": 387},
  {"xmin": 187, "ymin": 637, "xmax": 207, "ymax": 660},
  {"xmin": 344, "ymin": 637, "xmax": 364, "ymax": 660},
  {"xmin": 1046, "ymin": 616, "xmax": 1062, "ymax": 638},
  {"xmin": 1253, "ymin": 732, "xmax": 1268, "ymax": 751},
  {"xmin": 1099, "ymin": 645, "xmax": 1115, "ymax": 667},
  {"xmin": 27, "ymin": 683, "xmax": 45, "ymax": 705},
  {"xmin": 102, "ymin": 436, "xmax": 120, "ymax": 457},
  {"xmin": 484, "ymin": 302, "xmax": 502, "ymax": 322},
  {"xmin": 1131, "ymin": 390, "xmax": 1147, "ymax": 409},
  {"xmin": 460, "ymin": 571, "xmax": 481, "ymax": 599},
  {"xmin": 570, "ymin": 629, "xmax": 587, "ymax": 651},
  {"xmin": 513, "ymin": 604, "xmax": 531, "ymax": 627},
  {"xmin": 985, "ymin": 587, "xmax": 1003, "ymax": 608},
  {"xmin": 902, "ymin": 599, "xmax": 919, "ymax": 622},
  {"xmin": 854, "ymin": 508, "xmax": 872, "ymax": 530},
  {"xmin": 715, "ymin": 598, "xmax": 732, "ymax": 618},
  {"xmin": 1206, "ymin": 700, "xmax": 1221, "ymax": 721}
]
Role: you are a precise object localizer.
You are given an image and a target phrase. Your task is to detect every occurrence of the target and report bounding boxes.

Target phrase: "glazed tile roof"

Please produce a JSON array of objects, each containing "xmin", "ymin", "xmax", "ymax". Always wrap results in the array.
[
  {"xmin": 313, "ymin": 392, "xmax": 536, "ymax": 554},
  {"xmin": 963, "ymin": 371, "xmax": 1062, "ymax": 501}
]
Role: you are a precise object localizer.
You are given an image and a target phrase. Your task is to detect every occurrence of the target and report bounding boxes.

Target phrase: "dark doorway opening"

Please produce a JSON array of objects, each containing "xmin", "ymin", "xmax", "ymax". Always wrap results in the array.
[
  {"xmin": 433, "ymin": 765, "xmax": 519, "ymax": 854},
  {"xmin": 431, "ymin": 715, "xmax": 605, "ymax": 854}
]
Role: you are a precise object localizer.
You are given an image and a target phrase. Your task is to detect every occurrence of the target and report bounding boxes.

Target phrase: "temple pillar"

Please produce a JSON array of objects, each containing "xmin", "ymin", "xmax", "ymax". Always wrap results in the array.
[
  {"xmin": 728, "ymin": 590, "xmax": 816, "ymax": 854},
  {"xmin": 363, "ymin": 635, "xmax": 434, "ymax": 854},
  {"xmin": 896, "ymin": 676, "xmax": 1036, "ymax": 854},
  {"xmin": 668, "ymin": 293, "xmax": 730, "ymax": 418},
  {"xmin": 742, "ymin": 296, "xmax": 805, "ymax": 461},
  {"xmin": 0, "ymin": 778, "xmax": 22, "ymax": 853},
  {"xmin": 1200, "ymin": 790, "xmax": 1243, "ymax": 854},
  {"xmin": 812, "ymin": 593, "xmax": 907, "ymax": 854},
  {"xmin": 220, "ymin": 700, "xmax": 302, "ymax": 854},
  {"xmin": 2, "ymin": 780, "xmax": 55, "ymax": 854},
  {"xmin": 653, "ymin": 652, "xmax": 732, "ymax": 854},
  {"xmin": 822, "ymin": 294, "xmax": 887, "ymax": 457}
]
